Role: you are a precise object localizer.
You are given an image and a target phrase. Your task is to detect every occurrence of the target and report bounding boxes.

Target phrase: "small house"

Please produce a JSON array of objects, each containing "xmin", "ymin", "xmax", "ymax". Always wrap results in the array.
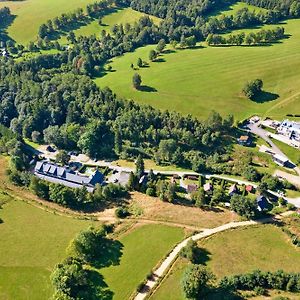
[
  {"xmin": 203, "ymin": 182, "xmax": 213, "ymax": 193},
  {"xmin": 228, "ymin": 184, "xmax": 238, "ymax": 196},
  {"xmin": 245, "ymin": 185, "xmax": 254, "ymax": 193},
  {"xmin": 256, "ymin": 195, "xmax": 269, "ymax": 211},
  {"xmin": 118, "ymin": 172, "xmax": 131, "ymax": 187},
  {"xmin": 187, "ymin": 184, "xmax": 198, "ymax": 194},
  {"xmin": 272, "ymin": 154, "xmax": 289, "ymax": 167},
  {"xmin": 237, "ymin": 135, "xmax": 252, "ymax": 146}
]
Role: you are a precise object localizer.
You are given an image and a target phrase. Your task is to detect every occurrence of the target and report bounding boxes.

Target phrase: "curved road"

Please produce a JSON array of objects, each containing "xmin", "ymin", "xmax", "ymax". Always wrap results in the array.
[{"xmin": 134, "ymin": 214, "xmax": 287, "ymax": 300}]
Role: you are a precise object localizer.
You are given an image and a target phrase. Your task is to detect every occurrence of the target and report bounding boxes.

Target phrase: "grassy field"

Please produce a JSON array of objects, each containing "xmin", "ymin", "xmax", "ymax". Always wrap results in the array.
[
  {"xmin": 100, "ymin": 224, "xmax": 184, "ymax": 300},
  {"xmin": 95, "ymin": 18, "xmax": 300, "ymax": 121},
  {"xmin": 0, "ymin": 199, "xmax": 96, "ymax": 300},
  {"xmin": 271, "ymin": 138, "xmax": 300, "ymax": 165},
  {"xmin": 211, "ymin": 1, "xmax": 268, "ymax": 17},
  {"xmin": 60, "ymin": 7, "xmax": 161, "ymax": 43},
  {"xmin": 150, "ymin": 225, "xmax": 300, "ymax": 300},
  {"xmin": 0, "ymin": 0, "xmax": 97, "ymax": 44},
  {"xmin": 130, "ymin": 192, "xmax": 239, "ymax": 229}
]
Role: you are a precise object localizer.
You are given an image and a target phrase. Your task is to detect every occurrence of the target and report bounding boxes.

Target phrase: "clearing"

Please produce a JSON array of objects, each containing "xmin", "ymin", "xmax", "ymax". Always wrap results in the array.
[{"xmin": 130, "ymin": 192, "xmax": 239, "ymax": 229}]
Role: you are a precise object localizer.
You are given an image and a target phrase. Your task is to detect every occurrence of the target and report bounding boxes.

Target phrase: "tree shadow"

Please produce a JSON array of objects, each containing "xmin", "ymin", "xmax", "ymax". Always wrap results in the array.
[
  {"xmin": 252, "ymin": 91, "xmax": 279, "ymax": 103},
  {"xmin": 194, "ymin": 247, "xmax": 211, "ymax": 265},
  {"xmin": 139, "ymin": 85, "xmax": 157, "ymax": 93},
  {"xmin": 86, "ymin": 269, "xmax": 114, "ymax": 300},
  {"xmin": 0, "ymin": 14, "xmax": 16, "ymax": 43},
  {"xmin": 163, "ymin": 49, "xmax": 176, "ymax": 54},
  {"xmin": 90, "ymin": 238, "xmax": 123, "ymax": 269},
  {"xmin": 153, "ymin": 58, "xmax": 165, "ymax": 63},
  {"xmin": 206, "ymin": 288, "xmax": 243, "ymax": 300}
]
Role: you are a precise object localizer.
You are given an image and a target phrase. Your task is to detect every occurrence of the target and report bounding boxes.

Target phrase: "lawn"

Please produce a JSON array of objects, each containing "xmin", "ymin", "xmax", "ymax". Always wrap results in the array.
[
  {"xmin": 0, "ymin": 199, "xmax": 96, "ymax": 300},
  {"xmin": 271, "ymin": 138, "xmax": 300, "ymax": 166},
  {"xmin": 95, "ymin": 18, "xmax": 300, "ymax": 121},
  {"xmin": 100, "ymin": 223, "xmax": 184, "ymax": 300},
  {"xmin": 199, "ymin": 225, "xmax": 300, "ymax": 277},
  {"xmin": 0, "ymin": 0, "xmax": 97, "ymax": 44},
  {"xmin": 150, "ymin": 225, "xmax": 300, "ymax": 300},
  {"xmin": 60, "ymin": 7, "xmax": 161, "ymax": 43}
]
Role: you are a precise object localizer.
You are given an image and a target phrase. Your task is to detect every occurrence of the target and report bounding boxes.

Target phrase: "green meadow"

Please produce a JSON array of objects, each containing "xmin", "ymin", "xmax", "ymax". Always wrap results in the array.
[
  {"xmin": 95, "ymin": 18, "xmax": 300, "ymax": 121},
  {"xmin": 100, "ymin": 224, "xmax": 184, "ymax": 300},
  {"xmin": 0, "ymin": 0, "xmax": 97, "ymax": 44},
  {"xmin": 0, "ymin": 198, "xmax": 184, "ymax": 300},
  {"xmin": 150, "ymin": 225, "xmax": 300, "ymax": 300},
  {"xmin": 0, "ymin": 199, "xmax": 96, "ymax": 300},
  {"xmin": 60, "ymin": 7, "xmax": 161, "ymax": 43}
]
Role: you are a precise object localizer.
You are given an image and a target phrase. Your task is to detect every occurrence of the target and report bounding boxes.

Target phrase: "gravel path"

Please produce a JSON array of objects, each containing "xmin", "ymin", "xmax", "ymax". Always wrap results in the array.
[{"xmin": 134, "ymin": 216, "xmax": 280, "ymax": 300}]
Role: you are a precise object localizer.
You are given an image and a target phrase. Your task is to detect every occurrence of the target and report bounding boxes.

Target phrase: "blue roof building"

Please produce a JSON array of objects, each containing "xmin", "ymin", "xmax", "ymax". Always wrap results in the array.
[{"xmin": 34, "ymin": 161, "xmax": 104, "ymax": 192}]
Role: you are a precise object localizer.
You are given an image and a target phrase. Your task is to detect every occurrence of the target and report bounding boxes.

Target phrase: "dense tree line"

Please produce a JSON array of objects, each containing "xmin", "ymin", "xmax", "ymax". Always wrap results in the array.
[
  {"xmin": 207, "ymin": 26, "xmax": 285, "ymax": 46},
  {"xmin": 181, "ymin": 266, "xmax": 300, "ymax": 299},
  {"xmin": 0, "ymin": 7, "xmax": 11, "ymax": 25},
  {"xmin": 29, "ymin": 176, "xmax": 127, "ymax": 209},
  {"xmin": 220, "ymin": 269, "xmax": 300, "ymax": 293},
  {"xmin": 242, "ymin": 0, "xmax": 300, "ymax": 17}
]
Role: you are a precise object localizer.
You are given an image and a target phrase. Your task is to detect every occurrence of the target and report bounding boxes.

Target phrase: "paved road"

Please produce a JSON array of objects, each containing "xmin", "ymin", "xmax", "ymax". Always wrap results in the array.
[
  {"xmin": 134, "ymin": 215, "xmax": 284, "ymax": 300},
  {"xmin": 36, "ymin": 146, "xmax": 300, "ymax": 207},
  {"xmin": 247, "ymin": 122, "xmax": 287, "ymax": 158}
]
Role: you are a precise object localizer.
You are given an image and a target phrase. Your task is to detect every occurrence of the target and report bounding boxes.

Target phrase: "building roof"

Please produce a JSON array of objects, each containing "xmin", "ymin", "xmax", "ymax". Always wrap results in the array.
[
  {"xmin": 118, "ymin": 172, "xmax": 131, "ymax": 186},
  {"xmin": 187, "ymin": 184, "xmax": 198, "ymax": 193},
  {"xmin": 246, "ymin": 185, "xmax": 254, "ymax": 192},
  {"xmin": 273, "ymin": 154, "xmax": 289, "ymax": 163},
  {"xmin": 256, "ymin": 195, "xmax": 268, "ymax": 210},
  {"xmin": 228, "ymin": 184, "xmax": 237, "ymax": 194},
  {"xmin": 203, "ymin": 182, "xmax": 212, "ymax": 192},
  {"xmin": 34, "ymin": 161, "xmax": 103, "ymax": 192},
  {"xmin": 239, "ymin": 135, "xmax": 250, "ymax": 141}
]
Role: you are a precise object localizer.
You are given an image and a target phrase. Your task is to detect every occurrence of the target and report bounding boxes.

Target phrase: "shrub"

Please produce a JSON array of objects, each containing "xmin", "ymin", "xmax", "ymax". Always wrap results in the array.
[{"xmin": 115, "ymin": 207, "xmax": 130, "ymax": 219}]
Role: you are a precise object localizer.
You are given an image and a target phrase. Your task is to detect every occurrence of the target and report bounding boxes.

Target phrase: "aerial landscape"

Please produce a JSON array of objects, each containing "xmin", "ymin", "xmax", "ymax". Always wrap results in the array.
[{"xmin": 0, "ymin": 0, "xmax": 300, "ymax": 299}]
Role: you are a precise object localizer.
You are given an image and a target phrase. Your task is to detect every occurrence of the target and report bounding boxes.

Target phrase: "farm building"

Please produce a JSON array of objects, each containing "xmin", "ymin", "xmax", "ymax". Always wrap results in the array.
[
  {"xmin": 277, "ymin": 120, "xmax": 300, "ymax": 142},
  {"xmin": 34, "ymin": 161, "xmax": 104, "ymax": 192},
  {"xmin": 272, "ymin": 154, "xmax": 289, "ymax": 167}
]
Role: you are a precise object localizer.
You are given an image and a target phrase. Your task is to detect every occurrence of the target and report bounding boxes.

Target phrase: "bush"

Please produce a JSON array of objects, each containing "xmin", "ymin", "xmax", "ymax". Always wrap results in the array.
[
  {"xmin": 115, "ymin": 207, "xmax": 130, "ymax": 219},
  {"xmin": 146, "ymin": 187, "xmax": 156, "ymax": 196}
]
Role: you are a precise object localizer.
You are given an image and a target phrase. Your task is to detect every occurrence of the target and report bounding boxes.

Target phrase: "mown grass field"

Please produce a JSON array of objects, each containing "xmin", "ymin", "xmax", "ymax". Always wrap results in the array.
[
  {"xmin": 0, "ymin": 199, "xmax": 96, "ymax": 300},
  {"xmin": 271, "ymin": 138, "xmax": 300, "ymax": 165},
  {"xmin": 100, "ymin": 224, "xmax": 184, "ymax": 300},
  {"xmin": 150, "ymin": 225, "xmax": 300, "ymax": 300},
  {"xmin": 60, "ymin": 7, "xmax": 161, "ymax": 43},
  {"xmin": 96, "ymin": 19, "xmax": 300, "ymax": 121},
  {"xmin": 210, "ymin": 1, "xmax": 268, "ymax": 17},
  {"xmin": 0, "ymin": 0, "xmax": 97, "ymax": 44}
]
